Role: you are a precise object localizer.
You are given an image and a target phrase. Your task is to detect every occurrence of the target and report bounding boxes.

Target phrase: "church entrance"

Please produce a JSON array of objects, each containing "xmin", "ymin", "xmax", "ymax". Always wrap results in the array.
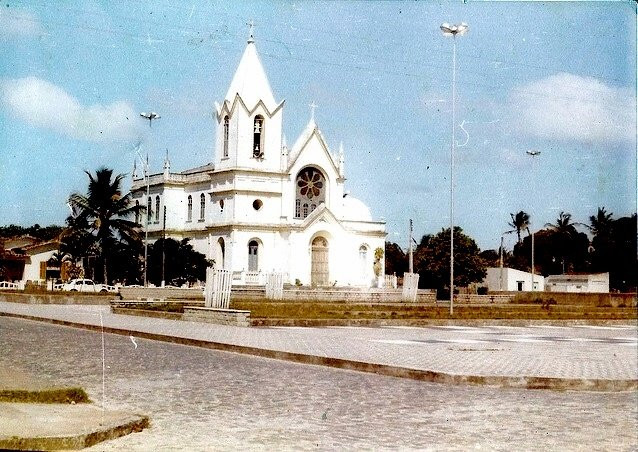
[{"xmin": 311, "ymin": 236, "xmax": 329, "ymax": 286}]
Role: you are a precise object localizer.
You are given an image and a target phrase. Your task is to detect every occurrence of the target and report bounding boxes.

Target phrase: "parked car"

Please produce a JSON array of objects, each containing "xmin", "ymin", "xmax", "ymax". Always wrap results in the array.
[{"xmin": 62, "ymin": 279, "xmax": 118, "ymax": 293}]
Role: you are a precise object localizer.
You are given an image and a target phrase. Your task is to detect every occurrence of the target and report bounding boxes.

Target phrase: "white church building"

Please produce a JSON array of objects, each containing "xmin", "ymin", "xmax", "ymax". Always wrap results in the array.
[{"xmin": 131, "ymin": 34, "xmax": 386, "ymax": 287}]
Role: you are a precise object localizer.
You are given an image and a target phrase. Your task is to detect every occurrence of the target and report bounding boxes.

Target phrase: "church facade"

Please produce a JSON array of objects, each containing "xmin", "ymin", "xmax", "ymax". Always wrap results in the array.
[{"xmin": 131, "ymin": 35, "xmax": 386, "ymax": 287}]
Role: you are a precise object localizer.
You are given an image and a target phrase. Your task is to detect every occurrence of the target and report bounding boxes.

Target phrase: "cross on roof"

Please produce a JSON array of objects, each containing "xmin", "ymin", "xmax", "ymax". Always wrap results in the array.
[
  {"xmin": 246, "ymin": 19, "xmax": 255, "ymax": 43},
  {"xmin": 309, "ymin": 101, "xmax": 318, "ymax": 121}
]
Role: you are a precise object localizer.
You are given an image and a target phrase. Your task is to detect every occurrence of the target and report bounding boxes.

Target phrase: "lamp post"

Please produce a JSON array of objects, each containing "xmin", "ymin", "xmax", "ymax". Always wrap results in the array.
[
  {"xmin": 526, "ymin": 150, "xmax": 540, "ymax": 291},
  {"xmin": 140, "ymin": 112, "xmax": 161, "ymax": 287},
  {"xmin": 440, "ymin": 22, "xmax": 468, "ymax": 315}
]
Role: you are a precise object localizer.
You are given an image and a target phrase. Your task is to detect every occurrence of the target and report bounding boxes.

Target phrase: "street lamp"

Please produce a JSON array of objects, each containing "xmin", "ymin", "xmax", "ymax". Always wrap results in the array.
[
  {"xmin": 139, "ymin": 112, "xmax": 161, "ymax": 287},
  {"xmin": 440, "ymin": 22, "xmax": 468, "ymax": 315},
  {"xmin": 526, "ymin": 150, "xmax": 540, "ymax": 291}
]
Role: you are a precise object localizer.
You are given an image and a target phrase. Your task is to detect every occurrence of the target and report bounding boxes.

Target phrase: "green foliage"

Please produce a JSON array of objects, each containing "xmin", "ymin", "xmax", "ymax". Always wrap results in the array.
[
  {"xmin": 414, "ymin": 227, "xmax": 488, "ymax": 292},
  {"xmin": 384, "ymin": 242, "xmax": 407, "ymax": 275},
  {"xmin": 0, "ymin": 224, "xmax": 64, "ymax": 240},
  {"xmin": 65, "ymin": 167, "xmax": 144, "ymax": 283},
  {"xmin": 146, "ymin": 238, "xmax": 212, "ymax": 286}
]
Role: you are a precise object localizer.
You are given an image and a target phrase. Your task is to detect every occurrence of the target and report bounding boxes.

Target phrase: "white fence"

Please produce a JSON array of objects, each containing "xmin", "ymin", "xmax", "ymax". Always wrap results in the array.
[
  {"xmin": 205, "ymin": 268, "xmax": 232, "ymax": 309},
  {"xmin": 384, "ymin": 274, "xmax": 398, "ymax": 289},
  {"xmin": 265, "ymin": 272, "xmax": 285, "ymax": 300},
  {"xmin": 402, "ymin": 273, "xmax": 420, "ymax": 302}
]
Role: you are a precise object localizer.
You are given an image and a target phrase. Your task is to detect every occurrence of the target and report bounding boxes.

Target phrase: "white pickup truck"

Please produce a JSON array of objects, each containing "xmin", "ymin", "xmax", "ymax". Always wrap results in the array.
[{"xmin": 61, "ymin": 279, "xmax": 118, "ymax": 293}]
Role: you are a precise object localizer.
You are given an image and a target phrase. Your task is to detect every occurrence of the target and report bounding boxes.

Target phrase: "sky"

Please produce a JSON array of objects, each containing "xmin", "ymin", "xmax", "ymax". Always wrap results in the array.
[{"xmin": 0, "ymin": 1, "xmax": 636, "ymax": 253}]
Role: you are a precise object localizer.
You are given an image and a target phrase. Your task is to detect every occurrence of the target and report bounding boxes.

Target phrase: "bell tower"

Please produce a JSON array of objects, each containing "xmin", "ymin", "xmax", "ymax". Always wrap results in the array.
[{"xmin": 214, "ymin": 28, "xmax": 284, "ymax": 172}]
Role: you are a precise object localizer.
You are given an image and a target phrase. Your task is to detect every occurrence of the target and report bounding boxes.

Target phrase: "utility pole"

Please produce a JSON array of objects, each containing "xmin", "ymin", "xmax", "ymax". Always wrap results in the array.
[
  {"xmin": 526, "ymin": 150, "xmax": 541, "ymax": 291},
  {"xmin": 161, "ymin": 206, "xmax": 166, "ymax": 287},
  {"xmin": 139, "ymin": 111, "xmax": 161, "ymax": 287}
]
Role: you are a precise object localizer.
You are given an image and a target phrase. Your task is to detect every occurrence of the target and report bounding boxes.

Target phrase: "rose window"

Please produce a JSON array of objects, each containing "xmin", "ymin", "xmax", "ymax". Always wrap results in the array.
[
  {"xmin": 297, "ymin": 169, "xmax": 324, "ymax": 199},
  {"xmin": 295, "ymin": 167, "xmax": 326, "ymax": 218}
]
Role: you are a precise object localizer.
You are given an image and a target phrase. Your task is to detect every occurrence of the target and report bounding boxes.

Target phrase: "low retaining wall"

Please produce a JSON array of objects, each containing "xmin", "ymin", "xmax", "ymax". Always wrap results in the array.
[
  {"xmin": 119, "ymin": 287, "xmax": 204, "ymax": 301},
  {"xmin": 183, "ymin": 307, "xmax": 251, "ymax": 327},
  {"xmin": 232, "ymin": 287, "xmax": 437, "ymax": 303},
  {"xmin": 509, "ymin": 292, "xmax": 637, "ymax": 307},
  {"xmin": 454, "ymin": 294, "xmax": 513, "ymax": 304},
  {"xmin": 0, "ymin": 292, "xmax": 111, "ymax": 305}
]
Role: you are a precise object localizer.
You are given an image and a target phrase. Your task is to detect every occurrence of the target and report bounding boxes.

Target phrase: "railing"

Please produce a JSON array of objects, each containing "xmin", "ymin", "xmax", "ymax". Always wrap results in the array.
[
  {"xmin": 244, "ymin": 271, "xmax": 262, "ymax": 285},
  {"xmin": 0, "ymin": 281, "xmax": 19, "ymax": 290},
  {"xmin": 384, "ymin": 274, "xmax": 398, "ymax": 289}
]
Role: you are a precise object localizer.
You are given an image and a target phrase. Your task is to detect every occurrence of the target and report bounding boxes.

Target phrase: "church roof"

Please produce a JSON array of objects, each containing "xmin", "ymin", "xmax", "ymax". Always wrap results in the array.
[
  {"xmin": 224, "ymin": 41, "xmax": 276, "ymax": 111},
  {"xmin": 287, "ymin": 118, "xmax": 339, "ymax": 174},
  {"xmin": 179, "ymin": 162, "xmax": 215, "ymax": 175}
]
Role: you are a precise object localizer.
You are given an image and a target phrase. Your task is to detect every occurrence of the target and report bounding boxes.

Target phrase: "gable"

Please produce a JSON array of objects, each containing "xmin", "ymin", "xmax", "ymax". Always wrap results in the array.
[{"xmin": 288, "ymin": 127, "xmax": 340, "ymax": 180}]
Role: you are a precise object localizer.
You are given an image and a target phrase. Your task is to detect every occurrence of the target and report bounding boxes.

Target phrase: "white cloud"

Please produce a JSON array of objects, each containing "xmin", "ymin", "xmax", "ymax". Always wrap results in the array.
[
  {"xmin": 510, "ymin": 73, "xmax": 635, "ymax": 145},
  {"xmin": 1, "ymin": 77, "xmax": 141, "ymax": 142},
  {"xmin": 0, "ymin": 8, "xmax": 43, "ymax": 38}
]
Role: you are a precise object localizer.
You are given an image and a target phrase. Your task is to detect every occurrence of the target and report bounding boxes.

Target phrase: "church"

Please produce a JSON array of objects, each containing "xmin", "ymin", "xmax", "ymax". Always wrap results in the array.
[{"xmin": 131, "ymin": 33, "xmax": 386, "ymax": 287}]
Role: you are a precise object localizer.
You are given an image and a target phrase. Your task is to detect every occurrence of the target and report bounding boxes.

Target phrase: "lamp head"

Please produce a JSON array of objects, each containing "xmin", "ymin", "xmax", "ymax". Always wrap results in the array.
[{"xmin": 440, "ymin": 22, "xmax": 469, "ymax": 37}]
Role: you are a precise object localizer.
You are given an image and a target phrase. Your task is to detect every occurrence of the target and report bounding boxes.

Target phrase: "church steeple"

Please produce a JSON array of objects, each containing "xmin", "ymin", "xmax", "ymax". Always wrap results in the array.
[{"xmin": 224, "ymin": 31, "xmax": 276, "ymax": 111}]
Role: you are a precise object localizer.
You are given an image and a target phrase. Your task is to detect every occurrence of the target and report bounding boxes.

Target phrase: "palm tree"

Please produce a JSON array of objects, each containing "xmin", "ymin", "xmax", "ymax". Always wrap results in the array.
[
  {"xmin": 68, "ymin": 168, "xmax": 143, "ymax": 283},
  {"xmin": 588, "ymin": 207, "xmax": 613, "ymax": 237},
  {"xmin": 507, "ymin": 211, "xmax": 530, "ymax": 244},
  {"xmin": 545, "ymin": 211, "xmax": 577, "ymax": 236}
]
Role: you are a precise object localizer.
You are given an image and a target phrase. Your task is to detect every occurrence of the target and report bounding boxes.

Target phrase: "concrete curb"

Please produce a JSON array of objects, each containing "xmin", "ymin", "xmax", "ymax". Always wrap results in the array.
[
  {"xmin": 0, "ymin": 403, "xmax": 149, "ymax": 451},
  {"xmin": 0, "ymin": 387, "xmax": 90, "ymax": 404},
  {"xmin": 3, "ymin": 312, "xmax": 636, "ymax": 393}
]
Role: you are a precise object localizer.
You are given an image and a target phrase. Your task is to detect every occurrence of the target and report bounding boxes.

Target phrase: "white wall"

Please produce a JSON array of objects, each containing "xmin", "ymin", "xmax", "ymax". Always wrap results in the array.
[{"xmin": 484, "ymin": 267, "xmax": 545, "ymax": 292}]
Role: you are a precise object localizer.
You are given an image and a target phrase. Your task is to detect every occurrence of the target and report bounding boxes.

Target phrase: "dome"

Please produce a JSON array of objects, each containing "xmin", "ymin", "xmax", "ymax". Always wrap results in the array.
[{"xmin": 341, "ymin": 196, "xmax": 372, "ymax": 222}]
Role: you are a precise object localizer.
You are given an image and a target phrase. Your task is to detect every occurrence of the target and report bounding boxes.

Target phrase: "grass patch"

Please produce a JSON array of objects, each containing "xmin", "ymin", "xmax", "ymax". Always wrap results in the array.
[{"xmin": 0, "ymin": 387, "xmax": 91, "ymax": 404}]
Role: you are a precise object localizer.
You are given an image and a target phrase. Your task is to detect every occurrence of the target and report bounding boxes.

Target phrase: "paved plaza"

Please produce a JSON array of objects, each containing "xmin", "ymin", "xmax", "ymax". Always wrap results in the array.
[
  {"xmin": 0, "ymin": 302, "xmax": 636, "ymax": 388},
  {"xmin": 1, "ymin": 315, "xmax": 636, "ymax": 451}
]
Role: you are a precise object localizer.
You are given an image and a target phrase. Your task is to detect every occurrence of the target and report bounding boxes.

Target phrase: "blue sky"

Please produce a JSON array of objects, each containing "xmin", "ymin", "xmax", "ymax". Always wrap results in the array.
[{"xmin": 1, "ymin": 1, "xmax": 636, "ymax": 252}]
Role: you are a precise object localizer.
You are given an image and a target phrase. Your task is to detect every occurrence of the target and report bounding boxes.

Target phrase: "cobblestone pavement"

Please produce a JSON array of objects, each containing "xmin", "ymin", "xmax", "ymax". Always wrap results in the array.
[
  {"xmin": 0, "ymin": 302, "xmax": 636, "ymax": 382},
  {"xmin": 0, "ymin": 316, "xmax": 636, "ymax": 451}
]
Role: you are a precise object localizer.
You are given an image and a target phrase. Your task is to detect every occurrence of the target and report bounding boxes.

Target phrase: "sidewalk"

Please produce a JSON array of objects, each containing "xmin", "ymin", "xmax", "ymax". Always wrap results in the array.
[{"xmin": 1, "ymin": 302, "xmax": 636, "ymax": 392}]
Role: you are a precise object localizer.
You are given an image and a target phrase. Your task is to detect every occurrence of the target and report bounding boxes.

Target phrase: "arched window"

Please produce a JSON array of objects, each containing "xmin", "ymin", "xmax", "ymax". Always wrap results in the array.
[
  {"xmin": 147, "ymin": 197, "xmax": 152, "ymax": 223},
  {"xmin": 155, "ymin": 196, "xmax": 160, "ymax": 223},
  {"xmin": 200, "ymin": 193, "xmax": 206, "ymax": 220},
  {"xmin": 187, "ymin": 195, "xmax": 193, "ymax": 222},
  {"xmin": 253, "ymin": 115, "xmax": 264, "ymax": 158},
  {"xmin": 295, "ymin": 167, "xmax": 326, "ymax": 219},
  {"xmin": 359, "ymin": 245, "xmax": 368, "ymax": 280},
  {"xmin": 248, "ymin": 240, "xmax": 259, "ymax": 272},
  {"xmin": 223, "ymin": 115, "xmax": 229, "ymax": 158},
  {"xmin": 135, "ymin": 200, "xmax": 140, "ymax": 225}
]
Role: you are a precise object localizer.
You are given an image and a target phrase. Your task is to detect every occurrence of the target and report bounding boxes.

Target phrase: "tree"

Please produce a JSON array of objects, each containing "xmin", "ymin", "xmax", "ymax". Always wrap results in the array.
[
  {"xmin": 67, "ymin": 168, "xmax": 143, "ymax": 283},
  {"xmin": 543, "ymin": 211, "xmax": 589, "ymax": 274},
  {"xmin": 384, "ymin": 242, "xmax": 407, "ymax": 276},
  {"xmin": 146, "ymin": 238, "xmax": 212, "ymax": 287},
  {"xmin": 414, "ymin": 227, "xmax": 487, "ymax": 296},
  {"xmin": 508, "ymin": 211, "xmax": 530, "ymax": 244},
  {"xmin": 588, "ymin": 207, "xmax": 613, "ymax": 237}
]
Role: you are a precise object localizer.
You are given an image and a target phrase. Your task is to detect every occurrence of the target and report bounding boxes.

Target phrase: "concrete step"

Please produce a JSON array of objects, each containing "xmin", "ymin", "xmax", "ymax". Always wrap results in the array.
[{"xmin": 0, "ymin": 402, "xmax": 149, "ymax": 450}]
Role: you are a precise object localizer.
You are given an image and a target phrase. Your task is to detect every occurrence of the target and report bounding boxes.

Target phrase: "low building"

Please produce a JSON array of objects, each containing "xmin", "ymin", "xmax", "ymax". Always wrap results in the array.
[
  {"xmin": 545, "ymin": 273, "xmax": 609, "ymax": 293},
  {"xmin": 0, "ymin": 236, "xmax": 61, "ymax": 283},
  {"xmin": 483, "ymin": 267, "xmax": 545, "ymax": 292}
]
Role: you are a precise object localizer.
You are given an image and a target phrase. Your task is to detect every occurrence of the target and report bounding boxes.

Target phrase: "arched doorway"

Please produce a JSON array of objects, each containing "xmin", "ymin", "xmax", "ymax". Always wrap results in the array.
[
  {"xmin": 248, "ymin": 240, "xmax": 259, "ymax": 272},
  {"xmin": 311, "ymin": 236, "xmax": 329, "ymax": 286},
  {"xmin": 217, "ymin": 238, "xmax": 225, "ymax": 269}
]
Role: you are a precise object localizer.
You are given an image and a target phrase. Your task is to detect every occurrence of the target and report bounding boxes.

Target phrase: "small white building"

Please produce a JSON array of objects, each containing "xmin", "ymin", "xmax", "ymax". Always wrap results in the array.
[
  {"xmin": 131, "ymin": 34, "xmax": 386, "ymax": 286},
  {"xmin": 545, "ymin": 273, "xmax": 609, "ymax": 293},
  {"xmin": 483, "ymin": 267, "xmax": 545, "ymax": 292}
]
